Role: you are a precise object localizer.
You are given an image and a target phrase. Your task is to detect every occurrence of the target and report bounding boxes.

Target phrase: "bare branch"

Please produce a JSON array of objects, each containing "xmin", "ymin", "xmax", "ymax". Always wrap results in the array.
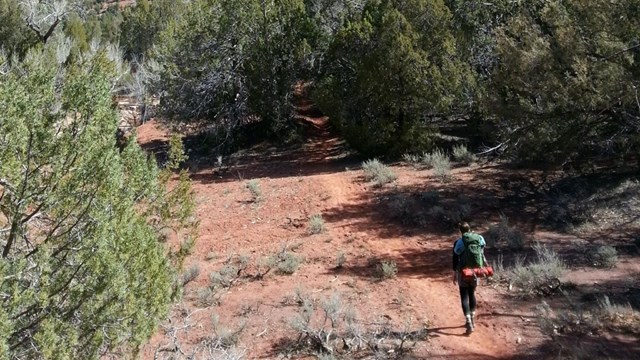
[{"xmin": 19, "ymin": 0, "xmax": 71, "ymax": 44}]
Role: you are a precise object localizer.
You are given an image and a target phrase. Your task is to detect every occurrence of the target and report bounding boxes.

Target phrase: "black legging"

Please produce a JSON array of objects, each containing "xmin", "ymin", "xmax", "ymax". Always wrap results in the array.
[{"xmin": 459, "ymin": 286, "xmax": 477, "ymax": 316}]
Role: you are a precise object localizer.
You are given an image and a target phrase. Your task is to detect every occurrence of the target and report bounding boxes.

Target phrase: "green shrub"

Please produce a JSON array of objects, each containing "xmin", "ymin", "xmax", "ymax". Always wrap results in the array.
[
  {"xmin": 181, "ymin": 264, "xmax": 200, "ymax": 285},
  {"xmin": 591, "ymin": 246, "xmax": 618, "ymax": 268},
  {"xmin": 196, "ymin": 287, "xmax": 216, "ymax": 307},
  {"xmin": 267, "ymin": 252, "xmax": 302, "ymax": 275},
  {"xmin": 308, "ymin": 214, "xmax": 326, "ymax": 234},
  {"xmin": 375, "ymin": 260, "xmax": 398, "ymax": 280},
  {"xmin": 278, "ymin": 253, "xmax": 302, "ymax": 274},
  {"xmin": 336, "ymin": 251, "xmax": 347, "ymax": 268},
  {"xmin": 452, "ymin": 144, "xmax": 477, "ymax": 165},
  {"xmin": 421, "ymin": 148, "xmax": 445, "ymax": 168},
  {"xmin": 433, "ymin": 160, "xmax": 452, "ymax": 183},
  {"xmin": 209, "ymin": 264, "xmax": 241, "ymax": 289},
  {"xmin": 402, "ymin": 153, "xmax": 421, "ymax": 165},
  {"xmin": 246, "ymin": 179, "xmax": 262, "ymax": 202},
  {"xmin": 423, "ymin": 149, "xmax": 451, "ymax": 182},
  {"xmin": 362, "ymin": 159, "xmax": 397, "ymax": 187},
  {"xmin": 510, "ymin": 243, "xmax": 565, "ymax": 295}
]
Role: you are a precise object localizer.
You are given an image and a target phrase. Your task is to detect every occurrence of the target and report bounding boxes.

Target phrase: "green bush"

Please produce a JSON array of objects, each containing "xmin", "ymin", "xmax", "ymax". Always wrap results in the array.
[
  {"xmin": 422, "ymin": 149, "xmax": 451, "ymax": 182},
  {"xmin": 375, "ymin": 260, "xmax": 398, "ymax": 280},
  {"xmin": 591, "ymin": 246, "xmax": 618, "ymax": 268},
  {"xmin": 246, "ymin": 179, "xmax": 262, "ymax": 202},
  {"xmin": 277, "ymin": 253, "xmax": 302, "ymax": 275},
  {"xmin": 267, "ymin": 251, "xmax": 303, "ymax": 275},
  {"xmin": 510, "ymin": 243, "xmax": 565, "ymax": 295},
  {"xmin": 313, "ymin": 0, "xmax": 468, "ymax": 156},
  {"xmin": 362, "ymin": 159, "xmax": 397, "ymax": 187},
  {"xmin": 452, "ymin": 144, "xmax": 477, "ymax": 165},
  {"xmin": 196, "ymin": 287, "xmax": 216, "ymax": 307},
  {"xmin": 402, "ymin": 153, "xmax": 421, "ymax": 165},
  {"xmin": 209, "ymin": 264, "xmax": 241, "ymax": 289},
  {"xmin": 308, "ymin": 214, "xmax": 326, "ymax": 234},
  {"xmin": 181, "ymin": 264, "xmax": 201, "ymax": 285}
]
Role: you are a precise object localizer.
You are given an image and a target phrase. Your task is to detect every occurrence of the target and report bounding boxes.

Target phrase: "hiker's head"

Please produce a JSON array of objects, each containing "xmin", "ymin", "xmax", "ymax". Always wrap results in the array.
[{"xmin": 459, "ymin": 222, "xmax": 471, "ymax": 234}]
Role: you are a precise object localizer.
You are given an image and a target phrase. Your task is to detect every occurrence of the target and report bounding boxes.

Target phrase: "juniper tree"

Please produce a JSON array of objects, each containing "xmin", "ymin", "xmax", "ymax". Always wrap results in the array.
[
  {"xmin": 153, "ymin": 0, "xmax": 315, "ymax": 146},
  {"xmin": 314, "ymin": 0, "xmax": 474, "ymax": 156},
  {"xmin": 0, "ymin": 39, "xmax": 196, "ymax": 358},
  {"xmin": 488, "ymin": 0, "xmax": 640, "ymax": 166}
]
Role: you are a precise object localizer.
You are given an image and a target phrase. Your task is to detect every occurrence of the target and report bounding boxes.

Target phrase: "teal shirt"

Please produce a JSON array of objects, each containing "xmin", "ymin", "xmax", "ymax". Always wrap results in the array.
[{"xmin": 453, "ymin": 235, "xmax": 486, "ymax": 255}]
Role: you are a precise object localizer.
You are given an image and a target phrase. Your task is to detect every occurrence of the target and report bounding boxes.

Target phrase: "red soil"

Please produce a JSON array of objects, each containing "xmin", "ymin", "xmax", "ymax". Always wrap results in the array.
[{"xmin": 136, "ymin": 112, "xmax": 639, "ymax": 359}]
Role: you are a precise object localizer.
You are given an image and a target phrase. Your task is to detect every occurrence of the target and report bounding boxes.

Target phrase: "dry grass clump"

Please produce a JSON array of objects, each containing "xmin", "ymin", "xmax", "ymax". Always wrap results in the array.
[
  {"xmin": 308, "ymin": 214, "xmax": 326, "ymax": 234},
  {"xmin": 484, "ymin": 215, "xmax": 526, "ymax": 250},
  {"xmin": 452, "ymin": 144, "xmax": 477, "ymax": 165},
  {"xmin": 536, "ymin": 295, "xmax": 640, "ymax": 340},
  {"xmin": 509, "ymin": 243, "xmax": 565, "ymax": 295},
  {"xmin": 362, "ymin": 159, "xmax": 397, "ymax": 187},
  {"xmin": 286, "ymin": 291, "xmax": 427, "ymax": 358},
  {"xmin": 246, "ymin": 179, "xmax": 262, "ymax": 202},
  {"xmin": 181, "ymin": 264, "xmax": 200, "ymax": 285},
  {"xmin": 374, "ymin": 260, "xmax": 398, "ymax": 280},
  {"xmin": 596, "ymin": 295, "xmax": 640, "ymax": 334},
  {"xmin": 335, "ymin": 251, "xmax": 347, "ymax": 268},
  {"xmin": 422, "ymin": 148, "xmax": 451, "ymax": 182},
  {"xmin": 426, "ymin": 193, "xmax": 471, "ymax": 229},
  {"xmin": 590, "ymin": 245, "xmax": 618, "ymax": 268}
]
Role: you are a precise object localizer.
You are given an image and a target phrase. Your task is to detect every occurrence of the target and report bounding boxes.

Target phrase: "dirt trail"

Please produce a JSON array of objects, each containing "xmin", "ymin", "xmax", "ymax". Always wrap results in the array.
[
  {"xmin": 139, "ymin": 101, "xmax": 545, "ymax": 358},
  {"xmin": 291, "ymin": 113, "xmax": 530, "ymax": 358}
]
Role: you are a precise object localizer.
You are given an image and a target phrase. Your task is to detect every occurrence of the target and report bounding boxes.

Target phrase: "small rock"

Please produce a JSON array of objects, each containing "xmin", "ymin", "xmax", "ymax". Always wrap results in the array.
[{"xmin": 516, "ymin": 337, "xmax": 522, "ymax": 344}]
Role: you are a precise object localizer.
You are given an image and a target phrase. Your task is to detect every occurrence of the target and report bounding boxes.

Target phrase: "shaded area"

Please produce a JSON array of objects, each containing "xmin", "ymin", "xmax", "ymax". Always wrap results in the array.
[
  {"xmin": 181, "ymin": 83, "xmax": 362, "ymax": 183},
  {"xmin": 326, "ymin": 247, "xmax": 453, "ymax": 281},
  {"xmin": 188, "ymin": 137, "xmax": 360, "ymax": 184},
  {"xmin": 427, "ymin": 325, "xmax": 468, "ymax": 338},
  {"xmin": 138, "ymin": 138, "xmax": 170, "ymax": 166},
  {"xmin": 531, "ymin": 333, "xmax": 640, "ymax": 360}
]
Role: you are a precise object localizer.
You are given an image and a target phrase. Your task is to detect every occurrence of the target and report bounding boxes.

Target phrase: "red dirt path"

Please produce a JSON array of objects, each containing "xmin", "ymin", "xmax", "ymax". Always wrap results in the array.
[{"xmin": 137, "ymin": 113, "xmax": 554, "ymax": 359}]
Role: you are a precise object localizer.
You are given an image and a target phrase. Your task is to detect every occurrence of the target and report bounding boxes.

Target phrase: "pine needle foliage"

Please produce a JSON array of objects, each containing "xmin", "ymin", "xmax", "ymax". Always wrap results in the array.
[{"xmin": 0, "ymin": 40, "xmax": 196, "ymax": 359}]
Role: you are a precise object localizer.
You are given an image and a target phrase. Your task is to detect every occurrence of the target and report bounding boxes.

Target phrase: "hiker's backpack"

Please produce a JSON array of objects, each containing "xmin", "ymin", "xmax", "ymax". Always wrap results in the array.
[{"xmin": 461, "ymin": 232, "xmax": 484, "ymax": 269}]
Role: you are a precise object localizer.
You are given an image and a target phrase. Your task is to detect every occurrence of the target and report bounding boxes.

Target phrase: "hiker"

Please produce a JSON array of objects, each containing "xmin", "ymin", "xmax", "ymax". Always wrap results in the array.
[{"xmin": 452, "ymin": 222, "xmax": 487, "ymax": 335}]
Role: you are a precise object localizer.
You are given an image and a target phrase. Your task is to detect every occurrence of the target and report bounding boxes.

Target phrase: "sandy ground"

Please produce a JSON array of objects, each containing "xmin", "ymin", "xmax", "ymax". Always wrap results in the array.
[{"xmin": 136, "ymin": 111, "xmax": 639, "ymax": 359}]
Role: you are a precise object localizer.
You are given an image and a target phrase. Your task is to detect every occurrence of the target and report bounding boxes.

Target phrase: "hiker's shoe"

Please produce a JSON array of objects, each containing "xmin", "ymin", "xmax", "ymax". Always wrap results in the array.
[
  {"xmin": 471, "ymin": 312, "xmax": 476, "ymax": 327},
  {"xmin": 465, "ymin": 321, "xmax": 474, "ymax": 335}
]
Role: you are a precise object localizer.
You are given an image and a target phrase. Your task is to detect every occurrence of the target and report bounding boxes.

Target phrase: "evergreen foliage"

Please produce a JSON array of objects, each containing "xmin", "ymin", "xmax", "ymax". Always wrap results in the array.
[
  {"xmin": 0, "ymin": 40, "xmax": 196, "ymax": 358},
  {"xmin": 314, "ymin": 0, "xmax": 473, "ymax": 156},
  {"xmin": 153, "ymin": 0, "xmax": 315, "ymax": 142},
  {"xmin": 0, "ymin": 0, "xmax": 39, "ymax": 57},
  {"xmin": 489, "ymin": 0, "xmax": 640, "ymax": 165},
  {"xmin": 119, "ymin": 0, "xmax": 178, "ymax": 62}
]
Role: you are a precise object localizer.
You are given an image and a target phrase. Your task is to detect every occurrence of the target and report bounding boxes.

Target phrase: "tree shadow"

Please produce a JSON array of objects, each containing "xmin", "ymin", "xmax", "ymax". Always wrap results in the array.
[
  {"xmin": 326, "ymin": 246, "xmax": 454, "ymax": 281},
  {"xmin": 138, "ymin": 138, "xmax": 169, "ymax": 166},
  {"xmin": 427, "ymin": 325, "xmax": 468, "ymax": 338},
  {"xmin": 490, "ymin": 269, "xmax": 640, "ymax": 358},
  {"xmin": 531, "ymin": 333, "xmax": 640, "ymax": 360}
]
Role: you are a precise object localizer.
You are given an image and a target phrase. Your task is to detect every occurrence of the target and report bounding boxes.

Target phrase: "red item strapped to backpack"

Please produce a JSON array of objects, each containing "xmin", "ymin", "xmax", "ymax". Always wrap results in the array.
[{"xmin": 462, "ymin": 266, "xmax": 494, "ymax": 280}]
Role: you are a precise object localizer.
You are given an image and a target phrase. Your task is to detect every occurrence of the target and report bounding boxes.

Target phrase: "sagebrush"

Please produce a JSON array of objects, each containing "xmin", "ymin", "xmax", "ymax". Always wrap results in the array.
[{"xmin": 362, "ymin": 159, "xmax": 397, "ymax": 187}]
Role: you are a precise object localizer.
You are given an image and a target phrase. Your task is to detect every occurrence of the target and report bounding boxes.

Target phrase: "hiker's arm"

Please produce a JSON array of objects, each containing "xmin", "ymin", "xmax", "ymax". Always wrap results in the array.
[
  {"xmin": 452, "ymin": 247, "xmax": 459, "ymax": 271},
  {"xmin": 452, "ymin": 247, "xmax": 458, "ymax": 284}
]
